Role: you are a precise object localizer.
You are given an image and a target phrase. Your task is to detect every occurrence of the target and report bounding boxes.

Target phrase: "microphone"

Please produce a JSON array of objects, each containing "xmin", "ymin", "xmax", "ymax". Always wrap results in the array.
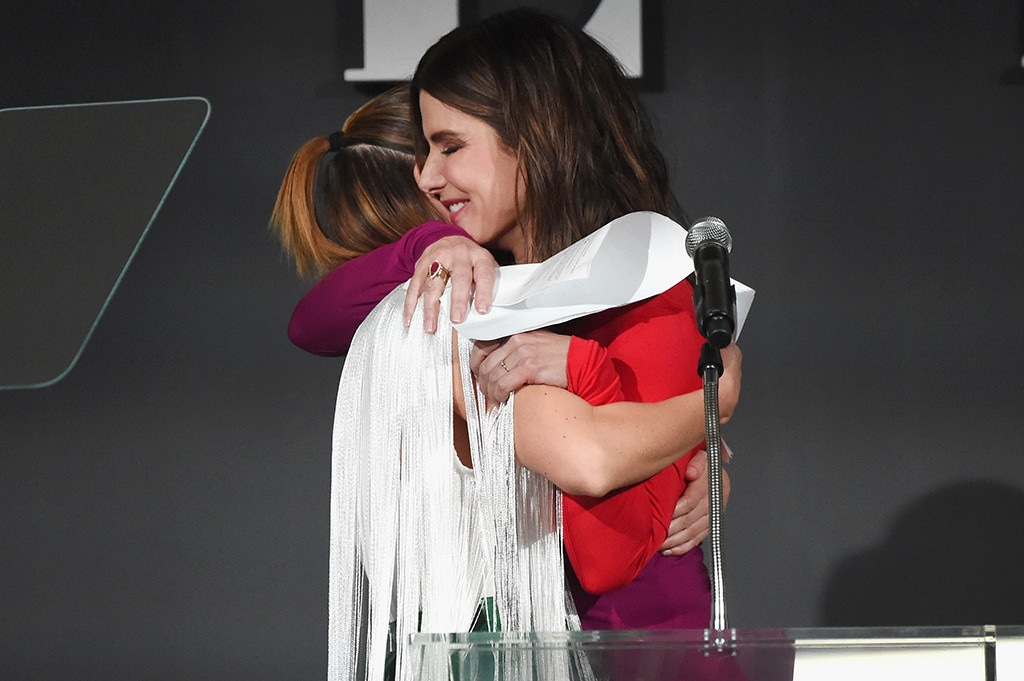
[{"xmin": 685, "ymin": 217, "xmax": 737, "ymax": 349}]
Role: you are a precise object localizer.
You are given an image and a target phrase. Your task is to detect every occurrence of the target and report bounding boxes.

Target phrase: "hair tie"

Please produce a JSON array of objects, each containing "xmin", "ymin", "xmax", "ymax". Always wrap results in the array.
[{"xmin": 327, "ymin": 131, "xmax": 346, "ymax": 152}]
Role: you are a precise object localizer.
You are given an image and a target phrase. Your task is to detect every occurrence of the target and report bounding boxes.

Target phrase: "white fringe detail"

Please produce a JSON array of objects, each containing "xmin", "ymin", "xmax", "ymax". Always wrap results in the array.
[{"xmin": 327, "ymin": 284, "xmax": 578, "ymax": 681}]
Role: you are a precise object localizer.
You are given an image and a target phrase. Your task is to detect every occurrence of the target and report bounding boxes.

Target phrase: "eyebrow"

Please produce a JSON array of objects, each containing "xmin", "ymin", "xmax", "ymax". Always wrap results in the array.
[{"xmin": 428, "ymin": 130, "xmax": 463, "ymax": 144}]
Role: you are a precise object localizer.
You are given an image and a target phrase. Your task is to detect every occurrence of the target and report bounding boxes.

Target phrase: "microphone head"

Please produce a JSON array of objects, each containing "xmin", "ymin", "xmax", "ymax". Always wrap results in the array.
[{"xmin": 685, "ymin": 216, "xmax": 732, "ymax": 257}]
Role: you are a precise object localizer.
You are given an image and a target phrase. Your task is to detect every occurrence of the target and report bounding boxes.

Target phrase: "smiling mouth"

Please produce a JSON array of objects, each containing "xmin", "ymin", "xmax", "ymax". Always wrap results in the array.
[{"xmin": 446, "ymin": 201, "xmax": 467, "ymax": 213}]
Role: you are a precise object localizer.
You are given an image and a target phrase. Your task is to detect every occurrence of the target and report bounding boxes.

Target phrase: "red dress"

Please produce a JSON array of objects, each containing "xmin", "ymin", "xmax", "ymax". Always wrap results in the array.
[{"xmin": 562, "ymin": 280, "xmax": 711, "ymax": 629}]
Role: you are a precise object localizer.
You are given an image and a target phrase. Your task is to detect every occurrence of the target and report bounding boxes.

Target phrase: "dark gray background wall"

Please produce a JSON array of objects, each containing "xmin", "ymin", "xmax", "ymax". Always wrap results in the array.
[{"xmin": 2, "ymin": 1, "xmax": 1023, "ymax": 679}]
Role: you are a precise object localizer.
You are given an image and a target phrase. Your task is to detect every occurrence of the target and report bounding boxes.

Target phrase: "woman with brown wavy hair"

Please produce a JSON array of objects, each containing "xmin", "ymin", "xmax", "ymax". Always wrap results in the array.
[
  {"xmin": 409, "ymin": 11, "xmax": 680, "ymax": 266},
  {"xmin": 404, "ymin": 7, "xmax": 740, "ymax": 631}
]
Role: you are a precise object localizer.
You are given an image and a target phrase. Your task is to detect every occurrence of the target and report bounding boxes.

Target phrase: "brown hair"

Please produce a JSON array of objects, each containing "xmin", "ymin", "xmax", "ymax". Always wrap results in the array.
[
  {"xmin": 271, "ymin": 84, "xmax": 442, "ymax": 277},
  {"xmin": 411, "ymin": 8, "xmax": 682, "ymax": 263}
]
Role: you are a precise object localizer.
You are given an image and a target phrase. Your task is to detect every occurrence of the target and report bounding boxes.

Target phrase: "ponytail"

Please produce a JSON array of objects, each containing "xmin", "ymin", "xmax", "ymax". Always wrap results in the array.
[{"xmin": 270, "ymin": 136, "xmax": 353, "ymax": 277}]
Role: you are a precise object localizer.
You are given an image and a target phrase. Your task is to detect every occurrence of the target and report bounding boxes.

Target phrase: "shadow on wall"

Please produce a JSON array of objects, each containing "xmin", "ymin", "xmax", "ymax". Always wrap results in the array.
[{"xmin": 820, "ymin": 479, "xmax": 1024, "ymax": 627}]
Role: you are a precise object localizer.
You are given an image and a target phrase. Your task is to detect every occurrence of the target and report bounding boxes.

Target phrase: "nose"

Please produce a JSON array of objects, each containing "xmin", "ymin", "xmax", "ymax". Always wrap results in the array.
[{"xmin": 416, "ymin": 149, "xmax": 444, "ymax": 196}]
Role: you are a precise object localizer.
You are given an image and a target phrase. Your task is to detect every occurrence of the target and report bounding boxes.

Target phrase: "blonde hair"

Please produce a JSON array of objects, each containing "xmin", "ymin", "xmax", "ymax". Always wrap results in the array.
[{"xmin": 271, "ymin": 85, "xmax": 442, "ymax": 277}]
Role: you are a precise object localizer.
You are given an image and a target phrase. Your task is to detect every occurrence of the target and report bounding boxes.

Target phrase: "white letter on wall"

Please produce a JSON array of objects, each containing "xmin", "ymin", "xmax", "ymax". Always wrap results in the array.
[
  {"xmin": 344, "ymin": 0, "xmax": 458, "ymax": 81},
  {"xmin": 346, "ymin": 0, "xmax": 642, "ymax": 82},
  {"xmin": 585, "ymin": 0, "xmax": 643, "ymax": 78}
]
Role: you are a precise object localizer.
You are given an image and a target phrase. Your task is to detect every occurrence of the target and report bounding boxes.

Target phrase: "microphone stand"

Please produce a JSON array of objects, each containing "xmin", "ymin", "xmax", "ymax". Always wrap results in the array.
[
  {"xmin": 686, "ymin": 216, "xmax": 738, "ymax": 650},
  {"xmin": 698, "ymin": 342, "xmax": 733, "ymax": 650}
]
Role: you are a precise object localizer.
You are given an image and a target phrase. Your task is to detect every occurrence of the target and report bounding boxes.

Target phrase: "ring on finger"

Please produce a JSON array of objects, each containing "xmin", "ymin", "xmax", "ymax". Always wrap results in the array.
[
  {"xmin": 500, "ymin": 359, "xmax": 510, "ymax": 373},
  {"xmin": 427, "ymin": 260, "xmax": 450, "ymax": 285}
]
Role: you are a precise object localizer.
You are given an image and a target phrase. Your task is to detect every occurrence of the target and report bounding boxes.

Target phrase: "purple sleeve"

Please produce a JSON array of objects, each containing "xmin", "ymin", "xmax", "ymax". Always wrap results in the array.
[{"xmin": 287, "ymin": 221, "xmax": 471, "ymax": 356}]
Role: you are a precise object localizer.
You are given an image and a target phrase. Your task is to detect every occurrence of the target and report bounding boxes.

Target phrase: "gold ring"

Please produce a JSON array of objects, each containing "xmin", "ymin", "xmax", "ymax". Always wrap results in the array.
[
  {"xmin": 500, "ymin": 359, "xmax": 510, "ymax": 373},
  {"xmin": 427, "ymin": 260, "xmax": 450, "ymax": 284}
]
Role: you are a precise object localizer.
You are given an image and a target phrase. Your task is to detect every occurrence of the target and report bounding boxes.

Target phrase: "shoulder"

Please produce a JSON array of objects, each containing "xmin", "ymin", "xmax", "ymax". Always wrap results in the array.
[{"xmin": 575, "ymin": 278, "xmax": 696, "ymax": 339}]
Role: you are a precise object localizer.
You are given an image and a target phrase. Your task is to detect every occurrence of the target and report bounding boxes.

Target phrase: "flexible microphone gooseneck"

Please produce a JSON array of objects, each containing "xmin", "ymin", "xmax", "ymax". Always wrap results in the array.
[{"xmin": 685, "ymin": 216, "xmax": 737, "ymax": 638}]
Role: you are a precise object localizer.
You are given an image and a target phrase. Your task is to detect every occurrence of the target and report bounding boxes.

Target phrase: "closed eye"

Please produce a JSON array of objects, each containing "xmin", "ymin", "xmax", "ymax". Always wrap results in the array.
[{"xmin": 428, "ymin": 129, "xmax": 465, "ymax": 156}]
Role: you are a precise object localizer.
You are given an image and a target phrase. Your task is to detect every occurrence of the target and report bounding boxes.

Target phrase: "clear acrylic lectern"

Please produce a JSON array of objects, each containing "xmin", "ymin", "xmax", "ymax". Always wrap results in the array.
[{"xmin": 409, "ymin": 625, "xmax": 1024, "ymax": 680}]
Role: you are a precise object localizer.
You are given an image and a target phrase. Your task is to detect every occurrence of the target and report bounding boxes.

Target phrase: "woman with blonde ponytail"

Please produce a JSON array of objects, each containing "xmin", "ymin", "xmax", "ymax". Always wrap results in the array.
[
  {"xmin": 271, "ymin": 84, "xmax": 448, "ymax": 278},
  {"xmin": 271, "ymin": 85, "xmax": 470, "ymax": 354}
]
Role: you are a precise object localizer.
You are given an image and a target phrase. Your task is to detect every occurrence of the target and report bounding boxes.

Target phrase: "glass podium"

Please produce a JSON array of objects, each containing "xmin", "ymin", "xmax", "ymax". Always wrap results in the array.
[
  {"xmin": 410, "ymin": 625, "xmax": 1024, "ymax": 680},
  {"xmin": 0, "ymin": 97, "xmax": 209, "ymax": 389}
]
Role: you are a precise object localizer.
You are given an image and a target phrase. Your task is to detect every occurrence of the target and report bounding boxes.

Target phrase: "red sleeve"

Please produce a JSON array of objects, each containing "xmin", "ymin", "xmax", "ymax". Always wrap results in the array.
[
  {"xmin": 565, "ymin": 336, "xmax": 624, "ymax": 404},
  {"xmin": 561, "ymin": 281, "xmax": 704, "ymax": 594},
  {"xmin": 287, "ymin": 221, "xmax": 470, "ymax": 356}
]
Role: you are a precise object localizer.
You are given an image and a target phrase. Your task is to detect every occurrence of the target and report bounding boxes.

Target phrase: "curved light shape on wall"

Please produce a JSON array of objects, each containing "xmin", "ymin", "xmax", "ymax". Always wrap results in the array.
[{"xmin": 0, "ymin": 97, "xmax": 210, "ymax": 389}]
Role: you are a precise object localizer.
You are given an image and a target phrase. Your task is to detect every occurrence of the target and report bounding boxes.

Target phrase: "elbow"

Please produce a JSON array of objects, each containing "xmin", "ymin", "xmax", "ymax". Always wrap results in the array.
[
  {"xmin": 554, "ymin": 453, "xmax": 622, "ymax": 498},
  {"xmin": 287, "ymin": 316, "xmax": 313, "ymax": 352},
  {"xmin": 287, "ymin": 319, "xmax": 323, "ymax": 356},
  {"xmin": 514, "ymin": 404, "xmax": 624, "ymax": 497},
  {"xmin": 287, "ymin": 308, "xmax": 346, "ymax": 357},
  {"xmin": 574, "ymin": 444, "xmax": 632, "ymax": 498},
  {"xmin": 566, "ymin": 474, "xmax": 619, "ymax": 499}
]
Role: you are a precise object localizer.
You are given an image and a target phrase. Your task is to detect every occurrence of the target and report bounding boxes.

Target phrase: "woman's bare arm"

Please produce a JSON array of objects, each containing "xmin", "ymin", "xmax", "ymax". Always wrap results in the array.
[{"xmin": 512, "ymin": 344, "xmax": 741, "ymax": 497}]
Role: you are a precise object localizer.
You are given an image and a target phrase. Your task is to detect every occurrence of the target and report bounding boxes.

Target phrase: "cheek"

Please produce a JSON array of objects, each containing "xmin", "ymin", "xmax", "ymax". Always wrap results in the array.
[
  {"xmin": 482, "ymin": 149, "xmax": 520, "ymax": 208},
  {"xmin": 497, "ymin": 165, "xmax": 522, "ymax": 215},
  {"xmin": 442, "ymin": 159, "xmax": 470, "ymax": 191}
]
